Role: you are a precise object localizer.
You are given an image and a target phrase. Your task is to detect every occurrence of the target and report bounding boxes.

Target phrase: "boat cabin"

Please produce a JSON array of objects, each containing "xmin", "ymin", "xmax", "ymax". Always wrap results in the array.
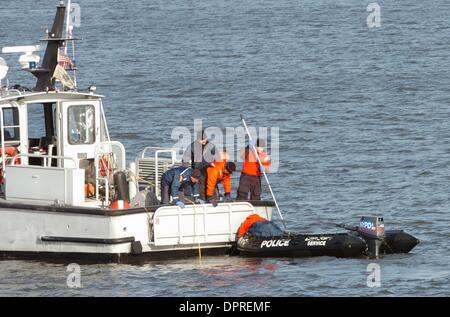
[{"xmin": 0, "ymin": 90, "xmax": 124, "ymax": 207}]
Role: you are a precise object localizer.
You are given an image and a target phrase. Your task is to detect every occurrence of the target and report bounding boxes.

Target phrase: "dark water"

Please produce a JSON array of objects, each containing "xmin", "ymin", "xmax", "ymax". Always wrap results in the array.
[{"xmin": 1, "ymin": 0, "xmax": 449, "ymax": 296}]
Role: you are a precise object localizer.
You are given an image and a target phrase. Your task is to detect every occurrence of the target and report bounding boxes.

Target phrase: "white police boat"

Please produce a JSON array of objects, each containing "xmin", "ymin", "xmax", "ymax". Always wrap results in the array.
[{"xmin": 0, "ymin": 1, "xmax": 274, "ymax": 263}]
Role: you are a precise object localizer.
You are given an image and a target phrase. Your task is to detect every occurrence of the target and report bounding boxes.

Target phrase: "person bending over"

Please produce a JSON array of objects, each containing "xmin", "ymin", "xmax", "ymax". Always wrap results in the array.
[{"xmin": 160, "ymin": 166, "xmax": 203, "ymax": 208}]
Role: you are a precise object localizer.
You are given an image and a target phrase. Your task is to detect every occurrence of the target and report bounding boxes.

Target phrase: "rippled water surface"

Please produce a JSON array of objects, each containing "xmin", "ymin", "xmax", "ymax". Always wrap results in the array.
[{"xmin": 0, "ymin": 0, "xmax": 449, "ymax": 296}]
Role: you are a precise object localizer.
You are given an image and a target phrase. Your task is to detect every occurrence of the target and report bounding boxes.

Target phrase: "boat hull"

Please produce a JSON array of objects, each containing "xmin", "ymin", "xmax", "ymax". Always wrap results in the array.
[
  {"xmin": 0, "ymin": 200, "xmax": 274, "ymax": 263},
  {"xmin": 0, "ymin": 246, "xmax": 231, "ymax": 264},
  {"xmin": 381, "ymin": 230, "xmax": 420, "ymax": 254},
  {"xmin": 235, "ymin": 230, "xmax": 419, "ymax": 258}
]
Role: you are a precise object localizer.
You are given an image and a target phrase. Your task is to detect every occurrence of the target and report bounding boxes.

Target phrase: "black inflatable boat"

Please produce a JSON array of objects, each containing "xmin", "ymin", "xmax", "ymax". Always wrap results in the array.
[{"xmin": 235, "ymin": 216, "xmax": 419, "ymax": 258}]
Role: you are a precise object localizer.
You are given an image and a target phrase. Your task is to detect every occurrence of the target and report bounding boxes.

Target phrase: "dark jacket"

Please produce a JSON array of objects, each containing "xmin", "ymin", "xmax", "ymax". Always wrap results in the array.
[
  {"xmin": 161, "ymin": 166, "xmax": 200, "ymax": 201},
  {"xmin": 182, "ymin": 141, "xmax": 216, "ymax": 171}
]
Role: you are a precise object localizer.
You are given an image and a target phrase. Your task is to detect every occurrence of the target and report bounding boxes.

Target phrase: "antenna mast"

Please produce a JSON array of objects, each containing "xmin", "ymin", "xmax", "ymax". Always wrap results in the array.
[
  {"xmin": 33, "ymin": 2, "xmax": 66, "ymax": 91},
  {"xmin": 65, "ymin": 0, "xmax": 71, "ymax": 55}
]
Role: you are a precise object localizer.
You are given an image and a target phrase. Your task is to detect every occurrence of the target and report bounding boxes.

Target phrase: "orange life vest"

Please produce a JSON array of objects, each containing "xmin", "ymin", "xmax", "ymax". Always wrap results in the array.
[
  {"xmin": 206, "ymin": 160, "xmax": 232, "ymax": 197},
  {"xmin": 0, "ymin": 147, "xmax": 17, "ymax": 157},
  {"xmin": 241, "ymin": 146, "xmax": 270, "ymax": 177},
  {"xmin": 0, "ymin": 147, "xmax": 19, "ymax": 184},
  {"xmin": 237, "ymin": 214, "xmax": 268, "ymax": 238}
]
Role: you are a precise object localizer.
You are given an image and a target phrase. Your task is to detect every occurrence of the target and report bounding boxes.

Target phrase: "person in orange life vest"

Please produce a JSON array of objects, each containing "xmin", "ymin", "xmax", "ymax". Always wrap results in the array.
[
  {"xmin": 236, "ymin": 138, "xmax": 270, "ymax": 201},
  {"xmin": 206, "ymin": 153, "xmax": 236, "ymax": 207}
]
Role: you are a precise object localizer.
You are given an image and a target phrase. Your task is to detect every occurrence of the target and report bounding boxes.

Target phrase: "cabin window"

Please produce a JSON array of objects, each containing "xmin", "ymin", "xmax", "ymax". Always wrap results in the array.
[
  {"xmin": 2, "ymin": 107, "xmax": 20, "ymax": 142},
  {"xmin": 28, "ymin": 106, "xmax": 45, "ymax": 139},
  {"xmin": 67, "ymin": 105, "xmax": 95, "ymax": 145}
]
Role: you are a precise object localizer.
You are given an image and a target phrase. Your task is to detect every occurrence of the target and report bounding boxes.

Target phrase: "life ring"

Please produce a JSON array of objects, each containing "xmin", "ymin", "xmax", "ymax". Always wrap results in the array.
[{"xmin": 98, "ymin": 155, "xmax": 113, "ymax": 177}]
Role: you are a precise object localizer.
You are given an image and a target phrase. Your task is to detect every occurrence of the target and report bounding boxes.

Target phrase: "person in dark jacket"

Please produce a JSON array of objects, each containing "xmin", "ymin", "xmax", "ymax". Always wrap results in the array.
[
  {"xmin": 182, "ymin": 129, "xmax": 216, "ymax": 199},
  {"xmin": 160, "ymin": 167, "xmax": 203, "ymax": 208}
]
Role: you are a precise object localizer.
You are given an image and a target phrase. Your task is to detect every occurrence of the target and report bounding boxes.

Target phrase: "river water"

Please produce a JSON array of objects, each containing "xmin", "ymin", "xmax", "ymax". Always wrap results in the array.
[{"xmin": 0, "ymin": 0, "xmax": 449, "ymax": 296}]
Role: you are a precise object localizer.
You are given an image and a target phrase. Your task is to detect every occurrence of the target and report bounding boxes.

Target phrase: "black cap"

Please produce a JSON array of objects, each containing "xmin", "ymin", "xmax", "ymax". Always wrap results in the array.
[
  {"xmin": 191, "ymin": 168, "xmax": 202, "ymax": 179},
  {"xmin": 225, "ymin": 162, "xmax": 236, "ymax": 173}
]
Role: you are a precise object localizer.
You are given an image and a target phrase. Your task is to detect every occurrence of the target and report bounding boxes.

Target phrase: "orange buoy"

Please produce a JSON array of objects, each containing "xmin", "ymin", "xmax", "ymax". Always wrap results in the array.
[{"xmin": 110, "ymin": 200, "xmax": 131, "ymax": 210}]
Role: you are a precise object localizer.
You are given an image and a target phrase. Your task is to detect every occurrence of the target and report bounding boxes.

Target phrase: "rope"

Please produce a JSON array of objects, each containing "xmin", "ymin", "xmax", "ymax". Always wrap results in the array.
[
  {"xmin": 185, "ymin": 197, "xmax": 202, "ymax": 262},
  {"xmin": 127, "ymin": 170, "xmax": 156, "ymax": 189}
]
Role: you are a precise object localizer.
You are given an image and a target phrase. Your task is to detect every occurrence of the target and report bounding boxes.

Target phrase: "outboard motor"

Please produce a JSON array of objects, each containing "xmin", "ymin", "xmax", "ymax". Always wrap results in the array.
[{"xmin": 357, "ymin": 216, "xmax": 385, "ymax": 258}]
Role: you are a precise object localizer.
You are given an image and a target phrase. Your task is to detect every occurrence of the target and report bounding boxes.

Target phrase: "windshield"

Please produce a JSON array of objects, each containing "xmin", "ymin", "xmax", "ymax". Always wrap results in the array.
[{"xmin": 68, "ymin": 105, "xmax": 95, "ymax": 145}]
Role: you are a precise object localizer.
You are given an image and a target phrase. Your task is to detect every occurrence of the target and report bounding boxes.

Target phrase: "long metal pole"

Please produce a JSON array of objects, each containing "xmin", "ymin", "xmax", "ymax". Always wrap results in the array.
[{"xmin": 240, "ymin": 114, "xmax": 287, "ymax": 230}]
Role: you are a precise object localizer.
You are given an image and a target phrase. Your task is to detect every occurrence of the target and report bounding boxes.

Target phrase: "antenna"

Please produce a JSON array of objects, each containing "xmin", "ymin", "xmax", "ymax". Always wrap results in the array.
[
  {"xmin": 65, "ymin": 0, "xmax": 71, "ymax": 55},
  {"xmin": 0, "ymin": 57, "xmax": 8, "ymax": 89},
  {"xmin": 1, "ymin": 45, "xmax": 41, "ymax": 54},
  {"xmin": 1, "ymin": 2, "xmax": 80, "ymax": 92}
]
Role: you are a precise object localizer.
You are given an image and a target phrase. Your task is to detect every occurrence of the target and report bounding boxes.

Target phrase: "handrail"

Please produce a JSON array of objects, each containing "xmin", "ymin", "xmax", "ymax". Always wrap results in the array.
[
  {"xmin": 154, "ymin": 149, "xmax": 177, "ymax": 198},
  {"xmin": 93, "ymin": 141, "xmax": 126, "ymax": 206},
  {"xmin": 9, "ymin": 153, "xmax": 78, "ymax": 168},
  {"xmin": 153, "ymin": 202, "xmax": 256, "ymax": 244},
  {"xmin": 95, "ymin": 141, "xmax": 126, "ymax": 170},
  {"xmin": 0, "ymin": 89, "xmax": 23, "ymax": 97},
  {"xmin": 140, "ymin": 146, "xmax": 180, "ymax": 159}
]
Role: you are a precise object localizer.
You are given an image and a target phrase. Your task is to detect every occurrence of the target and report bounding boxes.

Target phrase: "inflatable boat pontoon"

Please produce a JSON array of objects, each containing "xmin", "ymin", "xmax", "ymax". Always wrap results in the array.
[{"xmin": 235, "ymin": 216, "xmax": 419, "ymax": 258}]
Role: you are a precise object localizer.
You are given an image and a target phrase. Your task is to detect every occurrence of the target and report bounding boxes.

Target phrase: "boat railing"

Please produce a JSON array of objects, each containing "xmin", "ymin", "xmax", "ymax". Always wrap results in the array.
[
  {"xmin": 0, "ymin": 89, "xmax": 24, "ymax": 98},
  {"xmin": 5, "ymin": 153, "xmax": 85, "ymax": 205},
  {"xmin": 153, "ymin": 202, "xmax": 256, "ymax": 246},
  {"xmin": 9, "ymin": 153, "xmax": 78, "ymax": 168},
  {"xmin": 94, "ymin": 141, "xmax": 126, "ymax": 205},
  {"xmin": 136, "ymin": 146, "xmax": 182, "ymax": 199},
  {"xmin": 95, "ymin": 141, "xmax": 126, "ymax": 170},
  {"xmin": 139, "ymin": 146, "xmax": 179, "ymax": 160}
]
